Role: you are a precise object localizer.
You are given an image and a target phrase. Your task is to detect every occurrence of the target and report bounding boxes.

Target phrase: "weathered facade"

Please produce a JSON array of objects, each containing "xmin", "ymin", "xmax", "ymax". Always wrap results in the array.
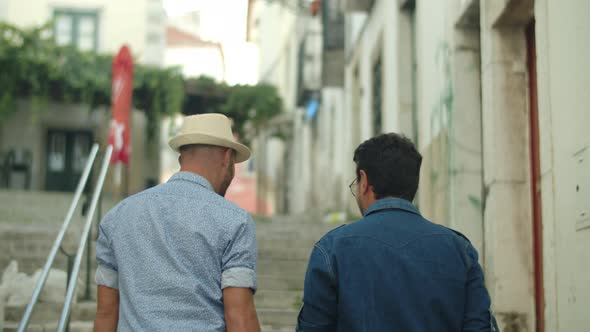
[
  {"xmin": 0, "ymin": 102, "xmax": 159, "ymax": 195},
  {"xmin": 252, "ymin": 0, "xmax": 590, "ymax": 330},
  {"xmin": 337, "ymin": 0, "xmax": 590, "ymax": 330}
]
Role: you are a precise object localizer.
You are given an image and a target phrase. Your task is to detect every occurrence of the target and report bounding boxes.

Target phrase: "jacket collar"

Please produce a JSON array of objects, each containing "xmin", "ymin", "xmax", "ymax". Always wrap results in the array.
[{"xmin": 364, "ymin": 197, "xmax": 421, "ymax": 217}]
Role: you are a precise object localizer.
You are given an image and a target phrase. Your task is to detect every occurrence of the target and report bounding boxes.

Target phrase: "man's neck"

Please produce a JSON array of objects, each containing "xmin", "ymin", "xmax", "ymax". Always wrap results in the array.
[
  {"xmin": 180, "ymin": 167, "xmax": 219, "ymax": 193},
  {"xmin": 362, "ymin": 195, "xmax": 401, "ymax": 214}
]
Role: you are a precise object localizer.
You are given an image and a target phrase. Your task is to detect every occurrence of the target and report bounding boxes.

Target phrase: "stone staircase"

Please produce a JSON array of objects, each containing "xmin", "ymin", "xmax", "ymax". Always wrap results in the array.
[
  {"xmin": 2, "ymin": 302, "xmax": 96, "ymax": 332},
  {"xmin": 1, "ymin": 212, "xmax": 340, "ymax": 332},
  {"xmin": 255, "ymin": 214, "xmax": 338, "ymax": 331}
]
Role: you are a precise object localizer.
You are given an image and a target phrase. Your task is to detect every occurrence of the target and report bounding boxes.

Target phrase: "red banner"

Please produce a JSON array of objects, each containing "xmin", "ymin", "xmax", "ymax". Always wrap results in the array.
[{"xmin": 108, "ymin": 46, "xmax": 134, "ymax": 165}]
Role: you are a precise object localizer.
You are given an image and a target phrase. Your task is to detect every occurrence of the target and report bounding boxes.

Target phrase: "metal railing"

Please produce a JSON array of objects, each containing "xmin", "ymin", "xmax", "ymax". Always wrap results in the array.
[
  {"xmin": 58, "ymin": 145, "xmax": 112, "ymax": 331},
  {"xmin": 17, "ymin": 144, "xmax": 113, "ymax": 332}
]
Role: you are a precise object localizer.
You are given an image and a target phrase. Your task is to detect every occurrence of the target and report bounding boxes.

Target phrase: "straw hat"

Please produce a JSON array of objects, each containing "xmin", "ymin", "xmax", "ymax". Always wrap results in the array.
[{"xmin": 169, "ymin": 114, "xmax": 251, "ymax": 163}]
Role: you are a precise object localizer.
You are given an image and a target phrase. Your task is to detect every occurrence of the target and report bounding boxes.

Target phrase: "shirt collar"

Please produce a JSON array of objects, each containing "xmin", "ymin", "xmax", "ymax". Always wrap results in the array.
[
  {"xmin": 364, "ymin": 197, "xmax": 421, "ymax": 217},
  {"xmin": 168, "ymin": 171, "xmax": 215, "ymax": 192}
]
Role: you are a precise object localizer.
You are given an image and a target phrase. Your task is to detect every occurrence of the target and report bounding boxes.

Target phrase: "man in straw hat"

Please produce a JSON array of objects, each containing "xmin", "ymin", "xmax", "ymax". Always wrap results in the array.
[{"xmin": 94, "ymin": 114, "xmax": 260, "ymax": 331}]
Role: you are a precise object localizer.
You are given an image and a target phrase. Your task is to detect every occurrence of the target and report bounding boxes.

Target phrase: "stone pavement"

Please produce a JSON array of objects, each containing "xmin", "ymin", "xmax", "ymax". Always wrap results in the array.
[{"xmin": 254, "ymin": 213, "xmax": 338, "ymax": 331}]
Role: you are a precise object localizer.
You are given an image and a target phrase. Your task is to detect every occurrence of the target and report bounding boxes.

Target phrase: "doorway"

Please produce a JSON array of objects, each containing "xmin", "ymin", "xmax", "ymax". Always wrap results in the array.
[{"xmin": 45, "ymin": 129, "xmax": 93, "ymax": 192}]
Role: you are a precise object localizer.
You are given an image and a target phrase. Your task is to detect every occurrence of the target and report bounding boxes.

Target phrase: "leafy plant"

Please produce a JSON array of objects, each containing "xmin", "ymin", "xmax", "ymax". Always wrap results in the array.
[
  {"xmin": 184, "ymin": 77, "xmax": 284, "ymax": 144},
  {"xmin": 0, "ymin": 21, "xmax": 283, "ymax": 142},
  {"xmin": 0, "ymin": 21, "xmax": 183, "ymax": 139}
]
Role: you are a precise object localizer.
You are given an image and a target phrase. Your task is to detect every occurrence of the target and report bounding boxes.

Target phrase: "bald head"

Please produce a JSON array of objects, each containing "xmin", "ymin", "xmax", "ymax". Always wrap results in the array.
[{"xmin": 179, "ymin": 144, "xmax": 236, "ymax": 196}]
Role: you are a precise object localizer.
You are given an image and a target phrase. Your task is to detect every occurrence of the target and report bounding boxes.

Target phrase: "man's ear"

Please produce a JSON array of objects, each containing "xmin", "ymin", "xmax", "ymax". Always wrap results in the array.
[
  {"xmin": 359, "ymin": 170, "xmax": 370, "ymax": 195},
  {"xmin": 222, "ymin": 148, "xmax": 233, "ymax": 166}
]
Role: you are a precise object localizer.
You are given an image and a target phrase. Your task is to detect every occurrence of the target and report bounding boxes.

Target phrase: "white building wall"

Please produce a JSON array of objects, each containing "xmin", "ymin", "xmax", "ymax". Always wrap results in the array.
[
  {"xmin": 344, "ymin": 12, "xmax": 367, "ymax": 56},
  {"xmin": 415, "ymin": 0, "xmax": 449, "ymax": 151},
  {"xmin": 339, "ymin": 0, "xmax": 590, "ymax": 329},
  {"xmin": 250, "ymin": 1, "xmax": 300, "ymax": 213},
  {"xmin": 480, "ymin": 0, "xmax": 536, "ymax": 328},
  {"xmin": 308, "ymin": 87, "xmax": 345, "ymax": 212},
  {"xmin": 0, "ymin": 0, "xmax": 7, "ymax": 20},
  {"xmin": 323, "ymin": 88, "xmax": 346, "ymax": 210},
  {"xmin": 343, "ymin": 0, "xmax": 486, "ymax": 239},
  {"xmin": 252, "ymin": 1, "xmax": 330, "ymax": 214},
  {"xmin": 343, "ymin": 62, "xmax": 361, "ymax": 215},
  {"xmin": 535, "ymin": 0, "xmax": 590, "ymax": 330},
  {"xmin": 349, "ymin": 0, "xmax": 396, "ymax": 139}
]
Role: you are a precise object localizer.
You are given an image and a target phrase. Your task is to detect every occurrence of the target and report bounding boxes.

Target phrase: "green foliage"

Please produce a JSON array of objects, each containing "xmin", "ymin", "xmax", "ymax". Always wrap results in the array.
[
  {"xmin": 134, "ymin": 66, "xmax": 185, "ymax": 138},
  {"xmin": 190, "ymin": 75, "xmax": 227, "ymax": 93},
  {"xmin": 185, "ymin": 76, "xmax": 284, "ymax": 143},
  {"xmin": 0, "ymin": 21, "xmax": 283, "ymax": 142},
  {"xmin": 0, "ymin": 21, "xmax": 183, "ymax": 139},
  {"xmin": 292, "ymin": 294, "xmax": 303, "ymax": 310},
  {"xmin": 221, "ymin": 83, "xmax": 283, "ymax": 140}
]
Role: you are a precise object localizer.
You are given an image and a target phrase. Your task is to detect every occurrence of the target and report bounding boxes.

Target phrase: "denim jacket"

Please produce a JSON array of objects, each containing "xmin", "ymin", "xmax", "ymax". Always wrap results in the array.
[{"xmin": 297, "ymin": 198, "xmax": 499, "ymax": 332}]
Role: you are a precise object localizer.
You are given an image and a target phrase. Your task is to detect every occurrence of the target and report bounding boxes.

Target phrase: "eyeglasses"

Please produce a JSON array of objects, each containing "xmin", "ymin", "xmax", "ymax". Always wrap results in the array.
[{"xmin": 349, "ymin": 178, "xmax": 358, "ymax": 197}]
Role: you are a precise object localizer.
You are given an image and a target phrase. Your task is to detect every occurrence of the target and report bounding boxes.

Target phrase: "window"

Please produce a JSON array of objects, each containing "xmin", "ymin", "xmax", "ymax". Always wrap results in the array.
[
  {"xmin": 54, "ymin": 9, "xmax": 99, "ymax": 51},
  {"xmin": 48, "ymin": 133, "xmax": 66, "ymax": 172},
  {"xmin": 322, "ymin": 0, "xmax": 345, "ymax": 50},
  {"xmin": 372, "ymin": 55, "xmax": 383, "ymax": 135},
  {"xmin": 46, "ymin": 130, "xmax": 93, "ymax": 192},
  {"xmin": 72, "ymin": 134, "xmax": 90, "ymax": 172}
]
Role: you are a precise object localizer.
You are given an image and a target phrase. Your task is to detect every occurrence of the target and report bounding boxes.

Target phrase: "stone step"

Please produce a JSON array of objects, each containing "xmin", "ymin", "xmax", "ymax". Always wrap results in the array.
[
  {"xmin": 258, "ymin": 275, "xmax": 304, "ymax": 291},
  {"xmin": 258, "ymin": 246, "xmax": 313, "ymax": 261},
  {"xmin": 47, "ymin": 321, "xmax": 94, "ymax": 332},
  {"xmin": 257, "ymin": 238, "xmax": 319, "ymax": 251},
  {"xmin": 3, "ymin": 303, "xmax": 61, "ymax": 325},
  {"xmin": 257, "ymin": 225, "xmax": 336, "ymax": 234},
  {"xmin": 3, "ymin": 308, "xmax": 300, "ymax": 331},
  {"xmin": 256, "ymin": 223, "xmax": 340, "ymax": 233},
  {"xmin": 254, "ymin": 289, "xmax": 302, "ymax": 310},
  {"xmin": 3, "ymin": 320, "xmax": 297, "ymax": 332},
  {"xmin": 70, "ymin": 301, "xmax": 96, "ymax": 322},
  {"xmin": 3, "ymin": 300, "xmax": 97, "ymax": 325},
  {"xmin": 257, "ymin": 258, "xmax": 308, "ymax": 278},
  {"xmin": 256, "ymin": 233, "xmax": 322, "ymax": 244},
  {"xmin": 261, "ymin": 325, "xmax": 297, "ymax": 332},
  {"xmin": 4, "ymin": 308, "xmax": 299, "ymax": 330},
  {"xmin": 257, "ymin": 308, "xmax": 299, "ymax": 327},
  {"xmin": 1, "ymin": 321, "xmax": 93, "ymax": 332},
  {"xmin": 0, "ymin": 322, "xmax": 43, "ymax": 332},
  {"xmin": 260, "ymin": 212, "xmax": 328, "ymax": 223}
]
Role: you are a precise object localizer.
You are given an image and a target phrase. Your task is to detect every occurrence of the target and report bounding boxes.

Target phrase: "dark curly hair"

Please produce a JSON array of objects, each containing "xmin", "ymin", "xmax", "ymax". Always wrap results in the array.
[{"xmin": 353, "ymin": 133, "xmax": 422, "ymax": 201}]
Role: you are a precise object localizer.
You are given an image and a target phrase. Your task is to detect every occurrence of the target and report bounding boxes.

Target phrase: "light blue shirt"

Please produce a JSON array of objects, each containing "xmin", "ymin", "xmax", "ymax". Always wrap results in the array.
[{"xmin": 95, "ymin": 171, "xmax": 257, "ymax": 331}]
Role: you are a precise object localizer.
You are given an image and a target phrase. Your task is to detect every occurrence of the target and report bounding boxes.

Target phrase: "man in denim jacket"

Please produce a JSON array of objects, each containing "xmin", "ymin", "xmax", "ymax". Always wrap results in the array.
[{"xmin": 297, "ymin": 133, "xmax": 499, "ymax": 332}]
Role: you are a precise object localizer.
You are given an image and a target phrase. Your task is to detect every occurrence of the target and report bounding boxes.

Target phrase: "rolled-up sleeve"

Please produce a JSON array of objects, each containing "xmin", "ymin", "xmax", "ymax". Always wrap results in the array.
[
  {"xmin": 95, "ymin": 221, "xmax": 119, "ymax": 289},
  {"xmin": 221, "ymin": 214, "xmax": 257, "ymax": 292}
]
